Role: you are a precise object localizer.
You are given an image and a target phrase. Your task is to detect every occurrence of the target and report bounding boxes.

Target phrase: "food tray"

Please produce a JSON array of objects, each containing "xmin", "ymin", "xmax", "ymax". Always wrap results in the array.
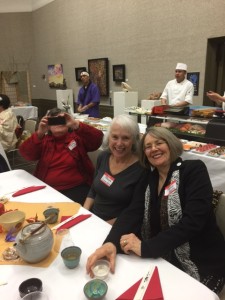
[
  {"xmin": 206, "ymin": 146, "xmax": 225, "ymax": 157},
  {"xmin": 182, "ymin": 141, "xmax": 207, "ymax": 151},
  {"xmin": 89, "ymin": 122, "xmax": 110, "ymax": 131},
  {"xmin": 191, "ymin": 144, "xmax": 218, "ymax": 154}
]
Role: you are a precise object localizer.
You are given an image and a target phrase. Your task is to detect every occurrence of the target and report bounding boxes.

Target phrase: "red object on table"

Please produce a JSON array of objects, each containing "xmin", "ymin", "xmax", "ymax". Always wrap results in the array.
[
  {"xmin": 56, "ymin": 214, "xmax": 92, "ymax": 232},
  {"xmin": 116, "ymin": 266, "xmax": 164, "ymax": 300},
  {"xmin": 0, "ymin": 203, "xmax": 5, "ymax": 215},
  {"xmin": 12, "ymin": 186, "xmax": 46, "ymax": 197}
]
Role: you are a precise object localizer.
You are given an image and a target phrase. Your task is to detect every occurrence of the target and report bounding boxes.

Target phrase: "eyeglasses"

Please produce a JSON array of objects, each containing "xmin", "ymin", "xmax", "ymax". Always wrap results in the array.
[{"xmin": 144, "ymin": 140, "xmax": 167, "ymax": 152}]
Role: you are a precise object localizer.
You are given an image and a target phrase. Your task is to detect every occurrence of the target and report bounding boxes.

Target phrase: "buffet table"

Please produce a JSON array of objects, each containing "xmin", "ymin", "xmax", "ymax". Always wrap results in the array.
[
  {"xmin": 0, "ymin": 170, "xmax": 219, "ymax": 300},
  {"xmin": 182, "ymin": 151, "xmax": 225, "ymax": 192},
  {"xmin": 11, "ymin": 106, "xmax": 38, "ymax": 120}
]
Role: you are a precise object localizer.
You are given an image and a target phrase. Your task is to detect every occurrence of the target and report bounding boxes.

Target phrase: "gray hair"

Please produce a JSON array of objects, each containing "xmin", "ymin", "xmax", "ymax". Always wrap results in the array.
[
  {"xmin": 102, "ymin": 114, "xmax": 140, "ymax": 154},
  {"xmin": 139, "ymin": 127, "xmax": 183, "ymax": 168}
]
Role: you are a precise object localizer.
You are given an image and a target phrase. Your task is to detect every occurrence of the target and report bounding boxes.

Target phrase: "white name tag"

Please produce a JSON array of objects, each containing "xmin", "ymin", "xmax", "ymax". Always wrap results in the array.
[
  {"xmin": 164, "ymin": 180, "xmax": 176, "ymax": 196},
  {"xmin": 100, "ymin": 172, "xmax": 115, "ymax": 187},
  {"xmin": 68, "ymin": 140, "xmax": 77, "ymax": 150}
]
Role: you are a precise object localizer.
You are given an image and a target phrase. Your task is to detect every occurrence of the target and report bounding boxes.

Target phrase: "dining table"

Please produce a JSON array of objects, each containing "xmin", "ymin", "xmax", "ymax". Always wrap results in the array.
[
  {"xmin": 0, "ymin": 169, "xmax": 220, "ymax": 300},
  {"xmin": 11, "ymin": 106, "xmax": 38, "ymax": 120}
]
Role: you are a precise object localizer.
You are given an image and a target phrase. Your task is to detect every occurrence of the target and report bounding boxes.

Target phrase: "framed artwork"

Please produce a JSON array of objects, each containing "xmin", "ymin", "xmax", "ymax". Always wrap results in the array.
[
  {"xmin": 48, "ymin": 64, "xmax": 64, "ymax": 88},
  {"xmin": 113, "ymin": 64, "xmax": 125, "ymax": 82},
  {"xmin": 88, "ymin": 58, "xmax": 109, "ymax": 96},
  {"xmin": 75, "ymin": 67, "xmax": 87, "ymax": 81},
  {"xmin": 187, "ymin": 72, "xmax": 200, "ymax": 96}
]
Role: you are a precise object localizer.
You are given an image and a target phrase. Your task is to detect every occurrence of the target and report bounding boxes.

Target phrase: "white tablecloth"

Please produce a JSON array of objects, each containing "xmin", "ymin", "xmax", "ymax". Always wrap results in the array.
[
  {"xmin": 0, "ymin": 170, "xmax": 219, "ymax": 300},
  {"xmin": 11, "ymin": 106, "xmax": 38, "ymax": 120},
  {"xmin": 182, "ymin": 151, "xmax": 225, "ymax": 192}
]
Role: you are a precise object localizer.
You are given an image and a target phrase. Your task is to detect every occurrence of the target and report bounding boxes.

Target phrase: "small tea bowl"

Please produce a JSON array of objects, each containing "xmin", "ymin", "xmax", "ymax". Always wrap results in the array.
[
  {"xmin": 0, "ymin": 210, "xmax": 25, "ymax": 232},
  {"xmin": 43, "ymin": 207, "xmax": 59, "ymax": 224},
  {"xmin": 61, "ymin": 246, "xmax": 81, "ymax": 269},
  {"xmin": 83, "ymin": 279, "xmax": 108, "ymax": 300},
  {"xmin": 19, "ymin": 278, "xmax": 43, "ymax": 298},
  {"xmin": 91, "ymin": 259, "xmax": 110, "ymax": 280}
]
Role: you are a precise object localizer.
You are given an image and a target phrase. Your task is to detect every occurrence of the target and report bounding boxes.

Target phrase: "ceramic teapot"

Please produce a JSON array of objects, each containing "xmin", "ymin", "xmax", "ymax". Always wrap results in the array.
[{"xmin": 14, "ymin": 222, "xmax": 54, "ymax": 263}]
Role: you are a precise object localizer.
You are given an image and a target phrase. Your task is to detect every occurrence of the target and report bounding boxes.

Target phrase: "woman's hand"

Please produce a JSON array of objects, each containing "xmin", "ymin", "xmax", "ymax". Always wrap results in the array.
[
  {"xmin": 36, "ymin": 116, "xmax": 49, "ymax": 139},
  {"xmin": 86, "ymin": 242, "xmax": 117, "ymax": 278},
  {"xmin": 206, "ymin": 91, "xmax": 224, "ymax": 103},
  {"xmin": 120, "ymin": 233, "xmax": 141, "ymax": 256},
  {"xmin": 64, "ymin": 113, "xmax": 80, "ymax": 130}
]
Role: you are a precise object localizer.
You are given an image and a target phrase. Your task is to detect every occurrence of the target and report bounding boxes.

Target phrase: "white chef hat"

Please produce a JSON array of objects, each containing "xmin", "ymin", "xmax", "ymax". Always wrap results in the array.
[
  {"xmin": 175, "ymin": 63, "xmax": 187, "ymax": 71},
  {"xmin": 80, "ymin": 71, "xmax": 89, "ymax": 77}
]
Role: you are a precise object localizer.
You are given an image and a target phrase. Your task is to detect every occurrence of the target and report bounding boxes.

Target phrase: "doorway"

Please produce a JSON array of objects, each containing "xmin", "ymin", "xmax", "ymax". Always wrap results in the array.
[{"xmin": 204, "ymin": 36, "xmax": 225, "ymax": 106}]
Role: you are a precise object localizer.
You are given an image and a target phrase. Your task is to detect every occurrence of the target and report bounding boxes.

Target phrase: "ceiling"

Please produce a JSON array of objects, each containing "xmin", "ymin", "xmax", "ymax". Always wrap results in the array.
[{"xmin": 0, "ymin": 0, "xmax": 55, "ymax": 12}]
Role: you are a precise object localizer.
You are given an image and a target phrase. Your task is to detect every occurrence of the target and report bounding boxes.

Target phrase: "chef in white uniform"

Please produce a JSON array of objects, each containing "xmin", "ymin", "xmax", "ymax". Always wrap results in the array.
[{"xmin": 160, "ymin": 63, "xmax": 194, "ymax": 107}]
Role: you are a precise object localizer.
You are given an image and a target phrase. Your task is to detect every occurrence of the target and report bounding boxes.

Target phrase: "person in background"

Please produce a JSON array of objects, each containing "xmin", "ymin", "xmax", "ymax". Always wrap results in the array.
[
  {"xmin": 0, "ymin": 94, "xmax": 18, "ymax": 151},
  {"xmin": 19, "ymin": 108, "xmax": 103, "ymax": 205},
  {"xmin": 83, "ymin": 114, "xmax": 147, "ymax": 225},
  {"xmin": 207, "ymin": 91, "xmax": 225, "ymax": 106},
  {"xmin": 76, "ymin": 71, "xmax": 100, "ymax": 118},
  {"xmin": 160, "ymin": 63, "xmax": 194, "ymax": 107},
  {"xmin": 86, "ymin": 127, "xmax": 225, "ymax": 294}
]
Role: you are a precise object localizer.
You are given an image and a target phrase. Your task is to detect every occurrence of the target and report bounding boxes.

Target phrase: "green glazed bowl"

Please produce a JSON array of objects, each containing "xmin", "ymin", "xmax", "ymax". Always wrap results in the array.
[
  {"xmin": 61, "ymin": 246, "xmax": 81, "ymax": 269},
  {"xmin": 83, "ymin": 279, "xmax": 108, "ymax": 299}
]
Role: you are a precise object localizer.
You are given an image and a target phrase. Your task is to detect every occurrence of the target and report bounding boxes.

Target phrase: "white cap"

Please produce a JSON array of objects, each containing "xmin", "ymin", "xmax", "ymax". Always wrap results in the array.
[
  {"xmin": 175, "ymin": 63, "xmax": 187, "ymax": 71},
  {"xmin": 80, "ymin": 71, "xmax": 89, "ymax": 77}
]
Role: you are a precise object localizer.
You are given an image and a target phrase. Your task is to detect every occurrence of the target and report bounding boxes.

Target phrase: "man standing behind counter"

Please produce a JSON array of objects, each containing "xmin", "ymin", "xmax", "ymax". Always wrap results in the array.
[
  {"xmin": 76, "ymin": 71, "xmax": 100, "ymax": 117},
  {"xmin": 160, "ymin": 63, "xmax": 194, "ymax": 107}
]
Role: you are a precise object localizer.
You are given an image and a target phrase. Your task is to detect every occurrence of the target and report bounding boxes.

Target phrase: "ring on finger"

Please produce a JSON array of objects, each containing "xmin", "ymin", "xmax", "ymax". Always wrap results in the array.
[{"xmin": 123, "ymin": 240, "xmax": 127, "ymax": 246}]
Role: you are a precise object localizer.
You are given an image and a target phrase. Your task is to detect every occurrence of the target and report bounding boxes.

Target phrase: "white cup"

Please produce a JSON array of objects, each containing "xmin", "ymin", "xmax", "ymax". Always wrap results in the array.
[{"xmin": 54, "ymin": 229, "xmax": 74, "ymax": 253}]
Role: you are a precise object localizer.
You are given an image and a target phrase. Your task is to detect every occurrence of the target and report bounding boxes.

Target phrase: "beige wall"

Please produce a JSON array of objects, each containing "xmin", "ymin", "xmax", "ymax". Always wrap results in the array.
[{"xmin": 1, "ymin": 0, "xmax": 225, "ymax": 106}]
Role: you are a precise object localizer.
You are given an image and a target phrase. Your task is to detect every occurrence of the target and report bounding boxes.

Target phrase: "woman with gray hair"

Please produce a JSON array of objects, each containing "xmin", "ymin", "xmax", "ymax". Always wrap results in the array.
[
  {"xmin": 87, "ymin": 127, "xmax": 225, "ymax": 294},
  {"xmin": 83, "ymin": 114, "xmax": 146, "ymax": 225}
]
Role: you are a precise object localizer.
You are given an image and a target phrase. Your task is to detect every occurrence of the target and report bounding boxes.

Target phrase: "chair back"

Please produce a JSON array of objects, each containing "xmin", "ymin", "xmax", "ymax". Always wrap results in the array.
[
  {"xmin": 215, "ymin": 193, "xmax": 225, "ymax": 239},
  {"xmin": 0, "ymin": 141, "xmax": 11, "ymax": 171},
  {"xmin": 24, "ymin": 118, "xmax": 38, "ymax": 134},
  {"xmin": 15, "ymin": 115, "xmax": 25, "ymax": 138},
  {"xmin": 16, "ymin": 115, "xmax": 25, "ymax": 129}
]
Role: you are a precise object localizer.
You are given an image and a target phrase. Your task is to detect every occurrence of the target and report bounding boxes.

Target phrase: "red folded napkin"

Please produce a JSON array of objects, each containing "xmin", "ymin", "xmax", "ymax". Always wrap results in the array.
[
  {"xmin": 56, "ymin": 214, "xmax": 91, "ymax": 232},
  {"xmin": 116, "ymin": 266, "xmax": 164, "ymax": 300},
  {"xmin": 12, "ymin": 185, "xmax": 46, "ymax": 197}
]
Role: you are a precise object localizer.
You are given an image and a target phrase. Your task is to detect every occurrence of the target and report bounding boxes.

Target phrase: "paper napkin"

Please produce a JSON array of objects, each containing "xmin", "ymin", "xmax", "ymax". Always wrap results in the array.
[
  {"xmin": 12, "ymin": 186, "xmax": 46, "ymax": 197},
  {"xmin": 116, "ymin": 266, "xmax": 164, "ymax": 300},
  {"xmin": 56, "ymin": 214, "xmax": 91, "ymax": 231}
]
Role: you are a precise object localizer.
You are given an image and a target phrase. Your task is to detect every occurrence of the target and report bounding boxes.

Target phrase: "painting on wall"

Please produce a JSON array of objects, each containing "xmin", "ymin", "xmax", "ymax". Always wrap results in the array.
[
  {"xmin": 88, "ymin": 58, "xmax": 109, "ymax": 96},
  {"xmin": 75, "ymin": 67, "xmax": 87, "ymax": 81},
  {"xmin": 48, "ymin": 64, "xmax": 65, "ymax": 88},
  {"xmin": 113, "ymin": 64, "xmax": 125, "ymax": 82},
  {"xmin": 187, "ymin": 72, "xmax": 200, "ymax": 96}
]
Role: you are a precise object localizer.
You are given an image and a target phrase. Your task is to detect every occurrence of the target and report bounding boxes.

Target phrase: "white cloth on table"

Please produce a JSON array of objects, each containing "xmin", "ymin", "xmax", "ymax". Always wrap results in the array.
[{"xmin": 11, "ymin": 106, "xmax": 38, "ymax": 120}]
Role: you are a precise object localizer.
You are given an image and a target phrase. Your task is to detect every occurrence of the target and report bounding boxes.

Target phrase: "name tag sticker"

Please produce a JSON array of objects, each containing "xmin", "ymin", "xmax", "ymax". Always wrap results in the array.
[
  {"xmin": 101, "ymin": 172, "xmax": 115, "ymax": 187},
  {"xmin": 68, "ymin": 140, "xmax": 77, "ymax": 150},
  {"xmin": 165, "ymin": 180, "xmax": 176, "ymax": 196}
]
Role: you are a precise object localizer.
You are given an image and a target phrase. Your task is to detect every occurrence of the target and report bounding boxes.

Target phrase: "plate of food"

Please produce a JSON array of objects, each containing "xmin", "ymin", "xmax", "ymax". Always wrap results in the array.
[
  {"xmin": 191, "ymin": 143, "xmax": 218, "ymax": 154},
  {"xmin": 182, "ymin": 141, "xmax": 206, "ymax": 151},
  {"xmin": 207, "ymin": 146, "xmax": 225, "ymax": 157}
]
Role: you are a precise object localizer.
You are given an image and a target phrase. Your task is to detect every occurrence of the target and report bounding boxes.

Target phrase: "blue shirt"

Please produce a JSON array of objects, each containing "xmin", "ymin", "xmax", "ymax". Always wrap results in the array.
[{"xmin": 76, "ymin": 82, "xmax": 100, "ymax": 117}]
